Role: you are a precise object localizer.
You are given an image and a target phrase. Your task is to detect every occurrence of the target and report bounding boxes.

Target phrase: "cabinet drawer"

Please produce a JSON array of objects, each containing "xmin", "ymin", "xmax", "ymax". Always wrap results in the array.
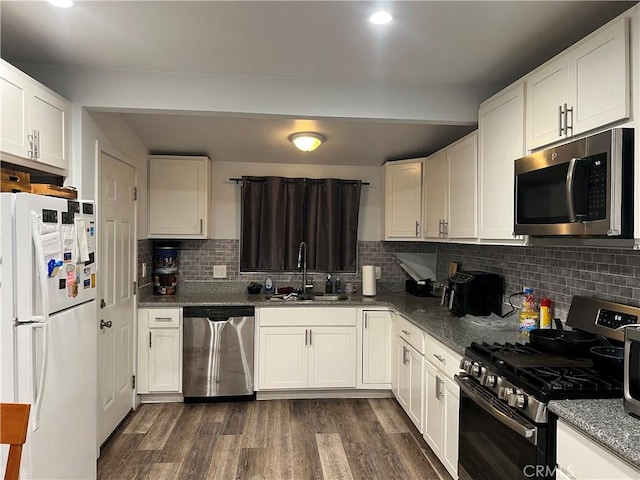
[
  {"xmin": 425, "ymin": 334, "xmax": 462, "ymax": 380},
  {"xmin": 397, "ymin": 315, "xmax": 424, "ymax": 355},
  {"xmin": 258, "ymin": 307, "xmax": 356, "ymax": 327},
  {"xmin": 148, "ymin": 308, "xmax": 180, "ymax": 328}
]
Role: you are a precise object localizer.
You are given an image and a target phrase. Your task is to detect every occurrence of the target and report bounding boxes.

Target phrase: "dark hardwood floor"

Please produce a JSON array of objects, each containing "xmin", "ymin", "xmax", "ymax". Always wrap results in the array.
[{"xmin": 98, "ymin": 398, "xmax": 453, "ymax": 480}]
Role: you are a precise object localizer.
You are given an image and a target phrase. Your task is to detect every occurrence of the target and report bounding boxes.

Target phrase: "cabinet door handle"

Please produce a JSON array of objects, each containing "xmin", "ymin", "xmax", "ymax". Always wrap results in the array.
[
  {"xmin": 149, "ymin": 331, "xmax": 152, "ymax": 349},
  {"xmin": 200, "ymin": 219, "xmax": 203, "ymax": 234},
  {"xmin": 27, "ymin": 133, "xmax": 35, "ymax": 159},
  {"xmin": 402, "ymin": 345, "xmax": 408, "ymax": 365},
  {"xmin": 415, "ymin": 221, "xmax": 419, "ymax": 237},
  {"xmin": 438, "ymin": 219, "xmax": 442, "ymax": 237},
  {"xmin": 558, "ymin": 104, "xmax": 565, "ymax": 136},
  {"xmin": 435, "ymin": 374, "xmax": 444, "ymax": 399},
  {"xmin": 305, "ymin": 329, "xmax": 308, "ymax": 346},
  {"xmin": 309, "ymin": 329, "xmax": 312, "ymax": 346},
  {"xmin": 444, "ymin": 221, "xmax": 448, "ymax": 236},
  {"xmin": 433, "ymin": 353, "xmax": 445, "ymax": 363},
  {"xmin": 364, "ymin": 316, "xmax": 368, "ymax": 329},
  {"xmin": 401, "ymin": 329, "xmax": 411, "ymax": 336},
  {"xmin": 564, "ymin": 103, "xmax": 573, "ymax": 135},
  {"xmin": 153, "ymin": 317, "xmax": 173, "ymax": 321}
]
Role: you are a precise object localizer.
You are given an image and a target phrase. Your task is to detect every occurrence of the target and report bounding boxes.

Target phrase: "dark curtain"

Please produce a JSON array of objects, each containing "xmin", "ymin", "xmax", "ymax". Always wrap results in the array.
[
  {"xmin": 240, "ymin": 176, "xmax": 362, "ymax": 272},
  {"xmin": 240, "ymin": 176, "xmax": 304, "ymax": 271}
]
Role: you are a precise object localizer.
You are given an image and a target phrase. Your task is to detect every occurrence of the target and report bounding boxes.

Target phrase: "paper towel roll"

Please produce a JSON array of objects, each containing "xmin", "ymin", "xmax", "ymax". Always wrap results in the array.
[{"xmin": 362, "ymin": 265, "xmax": 376, "ymax": 296}]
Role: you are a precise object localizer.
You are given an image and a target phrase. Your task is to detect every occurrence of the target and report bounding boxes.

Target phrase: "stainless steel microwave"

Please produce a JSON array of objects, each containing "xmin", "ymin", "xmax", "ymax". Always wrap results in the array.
[{"xmin": 514, "ymin": 128, "xmax": 634, "ymax": 237}]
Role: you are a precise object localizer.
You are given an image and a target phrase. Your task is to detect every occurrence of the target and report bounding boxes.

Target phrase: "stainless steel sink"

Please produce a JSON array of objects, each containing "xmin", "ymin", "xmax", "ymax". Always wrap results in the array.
[
  {"xmin": 310, "ymin": 294, "xmax": 349, "ymax": 301},
  {"xmin": 267, "ymin": 293, "xmax": 350, "ymax": 302}
]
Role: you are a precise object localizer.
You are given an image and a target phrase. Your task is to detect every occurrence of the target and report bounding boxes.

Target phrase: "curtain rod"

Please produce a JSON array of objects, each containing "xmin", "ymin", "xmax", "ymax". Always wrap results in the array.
[{"xmin": 229, "ymin": 178, "xmax": 370, "ymax": 185}]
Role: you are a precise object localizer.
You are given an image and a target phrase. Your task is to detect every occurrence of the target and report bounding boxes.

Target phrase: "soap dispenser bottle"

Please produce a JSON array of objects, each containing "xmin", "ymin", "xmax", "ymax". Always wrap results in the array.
[{"xmin": 325, "ymin": 274, "xmax": 333, "ymax": 294}]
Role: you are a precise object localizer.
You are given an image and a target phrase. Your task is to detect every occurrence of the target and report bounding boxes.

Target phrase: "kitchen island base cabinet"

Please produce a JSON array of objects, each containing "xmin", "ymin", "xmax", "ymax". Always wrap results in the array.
[
  {"xmin": 137, "ymin": 308, "xmax": 182, "ymax": 394},
  {"xmin": 556, "ymin": 419, "xmax": 639, "ymax": 480},
  {"xmin": 256, "ymin": 308, "xmax": 357, "ymax": 391}
]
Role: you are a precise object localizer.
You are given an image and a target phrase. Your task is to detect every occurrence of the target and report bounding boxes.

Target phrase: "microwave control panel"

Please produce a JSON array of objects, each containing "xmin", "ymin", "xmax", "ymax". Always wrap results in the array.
[
  {"xmin": 595, "ymin": 308, "xmax": 637, "ymax": 330},
  {"xmin": 586, "ymin": 154, "xmax": 607, "ymax": 220}
]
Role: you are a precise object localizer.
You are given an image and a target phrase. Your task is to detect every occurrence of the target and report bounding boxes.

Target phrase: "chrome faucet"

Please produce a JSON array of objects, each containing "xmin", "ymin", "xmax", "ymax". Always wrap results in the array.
[{"xmin": 297, "ymin": 241, "xmax": 308, "ymax": 297}]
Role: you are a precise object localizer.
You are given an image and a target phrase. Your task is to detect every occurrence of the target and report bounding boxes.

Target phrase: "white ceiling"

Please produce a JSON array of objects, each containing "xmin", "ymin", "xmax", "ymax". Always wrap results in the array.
[{"xmin": 1, "ymin": 1, "xmax": 636, "ymax": 165}]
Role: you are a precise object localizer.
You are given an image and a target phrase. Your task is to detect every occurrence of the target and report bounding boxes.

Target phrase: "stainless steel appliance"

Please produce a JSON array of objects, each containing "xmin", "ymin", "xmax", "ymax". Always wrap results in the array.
[
  {"xmin": 456, "ymin": 296, "xmax": 633, "ymax": 480},
  {"xmin": 624, "ymin": 326, "xmax": 640, "ymax": 418},
  {"xmin": 441, "ymin": 271, "xmax": 502, "ymax": 317},
  {"xmin": 514, "ymin": 128, "xmax": 633, "ymax": 237},
  {"xmin": 183, "ymin": 306, "xmax": 255, "ymax": 400}
]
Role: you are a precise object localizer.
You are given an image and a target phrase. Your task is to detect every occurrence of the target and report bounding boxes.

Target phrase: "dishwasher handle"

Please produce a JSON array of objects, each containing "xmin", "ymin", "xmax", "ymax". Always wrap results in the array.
[{"xmin": 183, "ymin": 306, "xmax": 255, "ymax": 319}]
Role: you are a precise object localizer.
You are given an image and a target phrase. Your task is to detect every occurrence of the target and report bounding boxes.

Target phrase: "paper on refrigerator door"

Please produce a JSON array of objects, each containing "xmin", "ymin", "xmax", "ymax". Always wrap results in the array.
[
  {"xmin": 74, "ymin": 218, "xmax": 90, "ymax": 263},
  {"xmin": 37, "ymin": 219, "xmax": 61, "ymax": 259},
  {"xmin": 62, "ymin": 223, "xmax": 75, "ymax": 261}
]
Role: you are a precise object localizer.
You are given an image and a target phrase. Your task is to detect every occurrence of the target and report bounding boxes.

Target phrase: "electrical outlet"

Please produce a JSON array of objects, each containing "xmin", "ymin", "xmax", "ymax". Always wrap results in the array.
[
  {"xmin": 375, "ymin": 266, "xmax": 381, "ymax": 279},
  {"xmin": 141, "ymin": 262, "xmax": 146, "ymax": 278},
  {"xmin": 213, "ymin": 265, "xmax": 227, "ymax": 278}
]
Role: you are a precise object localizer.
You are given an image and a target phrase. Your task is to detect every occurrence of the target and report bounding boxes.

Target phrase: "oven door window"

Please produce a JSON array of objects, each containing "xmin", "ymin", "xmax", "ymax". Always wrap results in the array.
[{"xmin": 458, "ymin": 387, "xmax": 551, "ymax": 480}]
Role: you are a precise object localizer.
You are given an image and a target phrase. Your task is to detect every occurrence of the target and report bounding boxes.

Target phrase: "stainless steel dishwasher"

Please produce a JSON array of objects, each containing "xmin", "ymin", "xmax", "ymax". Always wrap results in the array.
[{"xmin": 183, "ymin": 306, "xmax": 255, "ymax": 400}]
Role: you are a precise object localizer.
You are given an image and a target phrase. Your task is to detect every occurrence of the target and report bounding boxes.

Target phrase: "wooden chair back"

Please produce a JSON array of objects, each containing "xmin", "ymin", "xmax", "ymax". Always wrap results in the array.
[{"xmin": 1, "ymin": 403, "xmax": 31, "ymax": 480}]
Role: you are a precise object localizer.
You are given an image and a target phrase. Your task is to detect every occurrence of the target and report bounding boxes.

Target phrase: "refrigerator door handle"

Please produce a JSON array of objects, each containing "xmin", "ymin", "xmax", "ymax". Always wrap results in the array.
[
  {"xmin": 31, "ymin": 322, "xmax": 49, "ymax": 431},
  {"xmin": 30, "ymin": 212, "xmax": 50, "ymax": 323}
]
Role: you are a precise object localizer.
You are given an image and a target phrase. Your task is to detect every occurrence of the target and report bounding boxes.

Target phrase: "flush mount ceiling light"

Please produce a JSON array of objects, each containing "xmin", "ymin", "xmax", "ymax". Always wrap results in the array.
[
  {"xmin": 48, "ymin": 0, "xmax": 76, "ymax": 7},
  {"xmin": 289, "ymin": 132, "xmax": 325, "ymax": 152},
  {"xmin": 369, "ymin": 10, "xmax": 392, "ymax": 25}
]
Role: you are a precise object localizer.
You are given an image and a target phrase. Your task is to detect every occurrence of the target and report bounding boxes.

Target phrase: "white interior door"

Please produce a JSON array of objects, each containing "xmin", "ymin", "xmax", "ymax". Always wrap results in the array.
[{"xmin": 98, "ymin": 146, "xmax": 136, "ymax": 446}]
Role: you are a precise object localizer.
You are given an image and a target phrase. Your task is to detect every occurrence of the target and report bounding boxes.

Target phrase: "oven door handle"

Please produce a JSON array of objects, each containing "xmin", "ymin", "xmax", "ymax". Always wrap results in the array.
[{"xmin": 455, "ymin": 375, "xmax": 538, "ymax": 446}]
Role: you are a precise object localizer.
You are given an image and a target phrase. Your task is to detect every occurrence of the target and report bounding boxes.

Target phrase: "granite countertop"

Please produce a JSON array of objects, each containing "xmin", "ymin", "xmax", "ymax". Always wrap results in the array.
[
  {"xmin": 138, "ymin": 287, "xmax": 639, "ymax": 469},
  {"xmin": 138, "ymin": 289, "xmax": 523, "ymax": 355},
  {"xmin": 548, "ymin": 399, "xmax": 640, "ymax": 470}
]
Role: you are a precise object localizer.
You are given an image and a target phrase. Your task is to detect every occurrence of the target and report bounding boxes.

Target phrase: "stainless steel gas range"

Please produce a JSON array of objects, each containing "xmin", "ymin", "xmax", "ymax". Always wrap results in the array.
[{"xmin": 455, "ymin": 296, "xmax": 638, "ymax": 480}]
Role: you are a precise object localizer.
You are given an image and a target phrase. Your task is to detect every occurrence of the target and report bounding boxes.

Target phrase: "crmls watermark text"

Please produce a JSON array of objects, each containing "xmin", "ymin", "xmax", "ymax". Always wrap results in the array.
[{"xmin": 523, "ymin": 465, "xmax": 560, "ymax": 478}]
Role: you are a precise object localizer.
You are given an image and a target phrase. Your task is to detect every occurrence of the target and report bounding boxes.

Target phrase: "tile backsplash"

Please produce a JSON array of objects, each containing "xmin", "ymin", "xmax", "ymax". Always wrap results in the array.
[{"xmin": 138, "ymin": 239, "xmax": 640, "ymax": 319}]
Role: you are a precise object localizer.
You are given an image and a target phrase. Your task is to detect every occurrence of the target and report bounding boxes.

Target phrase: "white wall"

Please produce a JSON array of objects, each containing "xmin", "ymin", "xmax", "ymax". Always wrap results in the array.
[
  {"xmin": 211, "ymin": 161, "xmax": 382, "ymax": 241},
  {"xmin": 18, "ymin": 64, "xmax": 480, "ymax": 125},
  {"xmin": 80, "ymin": 111, "xmax": 149, "ymax": 239}
]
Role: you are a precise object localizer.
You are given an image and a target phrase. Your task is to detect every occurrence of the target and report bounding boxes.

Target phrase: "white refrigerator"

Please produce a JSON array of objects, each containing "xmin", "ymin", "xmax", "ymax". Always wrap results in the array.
[{"xmin": 1, "ymin": 192, "xmax": 97, "ymax": 479}]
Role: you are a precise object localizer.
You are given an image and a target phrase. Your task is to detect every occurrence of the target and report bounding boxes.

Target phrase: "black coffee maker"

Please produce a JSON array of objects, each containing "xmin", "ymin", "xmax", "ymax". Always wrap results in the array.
[{"xmin": 442, "ymin": 271, "xmax": 503, "ymax": 317}]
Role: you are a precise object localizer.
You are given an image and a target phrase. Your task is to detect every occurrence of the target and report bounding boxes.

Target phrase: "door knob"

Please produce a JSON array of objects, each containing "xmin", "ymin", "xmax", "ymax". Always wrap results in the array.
[
  {"xmin": 100, "ymin": 299, "xmax": 106, "ymax": 309},
  {"xmin": 100, "ymin": 319, "xmax": 112, "ymax": 330}
]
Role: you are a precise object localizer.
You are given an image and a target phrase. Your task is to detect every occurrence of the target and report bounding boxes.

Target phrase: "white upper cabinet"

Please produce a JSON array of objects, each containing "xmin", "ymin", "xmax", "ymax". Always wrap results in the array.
[
  {"xmin": 0, "ymin": 59, "xmax": 70, "ymax": 172},
  {"xmin": 148, "ymin": 155, "xmax": 210, "ymax": 239},
  {"xmin": 526, "ymin": 17, "xmax": 629, "ymax": 151},
  {"xmin": 478, "ymin": 84, "xmax": 526, "ymax": 244},
  {"xmin": 423, "ymin": 132, "xmax": 478, "ymax": 242},
  {"xmin": 384, "ymin": 159, "xmax": 423, "ymax": 239},
  {"xmin": 447, "ymin": 133, "xmax": 477, "ymax": 239},
  {"xmin": 423, "ymin": 151, "xmax": 447, "ymax": 240}
]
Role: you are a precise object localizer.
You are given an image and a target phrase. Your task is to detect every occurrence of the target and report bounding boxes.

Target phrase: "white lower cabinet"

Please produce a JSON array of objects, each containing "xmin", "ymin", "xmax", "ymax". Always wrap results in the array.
[
  {"xmin": 556, "ymin": 419, "xmax": 639, "ymax": 480},
  {"xmin": 137, "ymin": 308, "xmax": 182, "ymax": 394},
  {"xmin": 361, "ymin": 310, "xmax": 392, "ymax": 387},
  {"xmin": 256, "ymin": 307, "xmax": 357, "ymax": 390},
  {"xmin": 396, "ymin": 337, "xmax": 424, "ymax": 432},
  {"xmin": 423, "ymin": 334, "xmax": 462, "ymax": 479}
]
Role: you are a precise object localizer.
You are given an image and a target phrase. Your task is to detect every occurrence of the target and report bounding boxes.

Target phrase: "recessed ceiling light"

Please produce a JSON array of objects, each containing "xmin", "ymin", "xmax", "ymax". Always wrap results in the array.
[
  {"xmin": 48, "ymin": 0, "xmax": 76, "ymax": 8},
  {"xmin": 369, "ymin": 11, "xmax": 392, "ymax": 25}
]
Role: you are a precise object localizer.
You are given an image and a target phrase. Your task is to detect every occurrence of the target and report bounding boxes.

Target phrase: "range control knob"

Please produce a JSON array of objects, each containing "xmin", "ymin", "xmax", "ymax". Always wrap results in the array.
[
  {"xmin": 498, "ymin": 387, "xmax": 514, "ymax": 401},
  {"xmin": 470, "ymin": 363, "xmax": 481, "ymax": 377},
  {"xmin": 482, "ymin": 374, "xmax": 496, "ymax": 388},
  {"xmin": 460, "ymin": 359, "xmax": 471, "ymax": 371},
  {"xmin": 508, "ymin": 393, "xmax": 527, "ymax": 409}
]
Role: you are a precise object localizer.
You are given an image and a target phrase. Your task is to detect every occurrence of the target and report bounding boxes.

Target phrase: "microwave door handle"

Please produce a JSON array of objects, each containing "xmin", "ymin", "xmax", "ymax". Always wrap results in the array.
[{"xmin": 565, "ymin": 158, "xmax": 579, "ymax": 223}]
